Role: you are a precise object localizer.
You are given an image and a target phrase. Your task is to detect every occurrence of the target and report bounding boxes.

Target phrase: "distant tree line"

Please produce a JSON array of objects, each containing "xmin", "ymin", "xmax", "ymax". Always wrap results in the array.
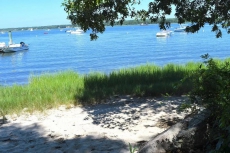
[
  {"xmin": 0, "ymin": 25, "xmax": 72, "ymax": 32},
  {"xmin": 105, "ymin": 18, "xmax": 178, "ymax": 26},
  {"xmin": 0, "ymin": 18, "xmax": 178, "ymax": 32}
]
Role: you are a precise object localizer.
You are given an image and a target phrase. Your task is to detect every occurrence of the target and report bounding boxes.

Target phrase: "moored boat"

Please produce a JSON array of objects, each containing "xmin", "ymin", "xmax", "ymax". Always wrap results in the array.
[
  {"xmin": 70, "ymin": 28, "xmax": 84, "ymax": 34},
  {"xmin": 174, "ymin": 25, "xmax": 186, "ymax": 32},
  {"xmin": 2, "ymin": 42, "xmax": 29, "ymax": 52},
  {"xmin": 156, "ymin": 30, "xmax": 172, "ymax": 37},
  {"xmin": 1, "ymin": 31, "xmax": 29, "ymax": 53}
]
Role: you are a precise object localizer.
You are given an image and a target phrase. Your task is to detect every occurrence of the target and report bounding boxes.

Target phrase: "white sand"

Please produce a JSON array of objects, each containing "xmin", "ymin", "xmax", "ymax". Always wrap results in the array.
[{"xmin": 0, "ymin": 96, "xmax": 190, "ymax": 153}]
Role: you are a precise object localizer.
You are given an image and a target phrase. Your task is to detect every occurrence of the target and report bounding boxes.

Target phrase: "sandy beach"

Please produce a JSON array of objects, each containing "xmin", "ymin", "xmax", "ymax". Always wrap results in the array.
[{"xmin": 0, "ymin": 96, "xmax": 190, "ymax": 153}]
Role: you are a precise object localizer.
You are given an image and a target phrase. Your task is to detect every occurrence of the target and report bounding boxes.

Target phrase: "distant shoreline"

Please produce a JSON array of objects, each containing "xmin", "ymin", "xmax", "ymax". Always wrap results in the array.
[{"xmin": 0, "ymin": 18, "xmax": 180, "ymax": 32}]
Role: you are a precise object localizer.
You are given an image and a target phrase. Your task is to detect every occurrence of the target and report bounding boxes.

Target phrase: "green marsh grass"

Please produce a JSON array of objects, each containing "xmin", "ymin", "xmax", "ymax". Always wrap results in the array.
[
  {"xmin": 0, "ymin": 71, "xmax": 84, "ymax": 114},
  {"xmin": 81, "ymin": 62, "xmax": 201, "ymax": 103},
  {"xmin": 2, "ymin": 60, "xmax": 226, "ymax": 115}
]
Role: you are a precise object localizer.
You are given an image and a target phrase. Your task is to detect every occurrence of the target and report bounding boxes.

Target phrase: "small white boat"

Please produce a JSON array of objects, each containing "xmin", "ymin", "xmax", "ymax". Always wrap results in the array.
[
  {"xmin": 1, "ymin": 31, "xmax": 29, "ymax": 53},
  {"xmin": 140, "ymin": 23, "xmax": 148, "ymax": 26},
  {"xmin": 28, "ymin": 28, "xmax": 33, "ymax": 31},
  {"xmin": 174, "ymin": 25, "xmax": 186, "ymax": 32},
  {"xmin": 70, "ymin": 28, "xmax": 84, "ymax": 34},
  {"xmin": 2, "ymin": 42, "xmax": 29, "ymax": 52},
  {"xmin": 156, "ymin": 30, "xmax": 172, "ymax": 37}
]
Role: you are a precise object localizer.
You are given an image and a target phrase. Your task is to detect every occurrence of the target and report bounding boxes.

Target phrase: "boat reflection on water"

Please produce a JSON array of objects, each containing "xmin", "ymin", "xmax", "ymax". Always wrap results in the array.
[
  {"xmin": 0, "ymin": 49, "xmax": 28, "ymax": 59},
  {"xmin": 0, "ymin": 52, "xmax": 15, "ymax": 57},
  {"xmin": 156, "ymin": 33, "xmax": 171, "ymax": 44}
]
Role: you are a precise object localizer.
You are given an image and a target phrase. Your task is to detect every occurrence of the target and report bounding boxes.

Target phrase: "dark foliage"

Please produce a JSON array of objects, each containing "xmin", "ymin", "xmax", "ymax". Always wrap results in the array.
[
  {"xmin": 62, "ymin": 0, "xmax": 230, "ymax": 40},
  {"xmin": 189, "ymin": 54, "xmax": 230, "ymax": 152}
]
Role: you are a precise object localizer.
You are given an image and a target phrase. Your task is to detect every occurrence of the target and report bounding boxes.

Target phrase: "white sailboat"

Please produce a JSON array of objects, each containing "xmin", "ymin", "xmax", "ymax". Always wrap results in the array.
[{"xmin": 1, "ymin": 31, "xmax": 29, "ymax": 53}]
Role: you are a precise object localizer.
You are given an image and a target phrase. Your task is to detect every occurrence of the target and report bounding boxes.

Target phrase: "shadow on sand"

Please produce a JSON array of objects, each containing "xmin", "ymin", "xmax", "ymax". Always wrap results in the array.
[
  {"xmin": 0, "ymin": 121, "xmax": 128, "ymax": 153},
  {"xmin": 0, "ymin": 96, "xmax": 189, "ymax": 153},
  {"xmin": 81, "ymin": 96, "xmax": 188, "ymax": 131}
]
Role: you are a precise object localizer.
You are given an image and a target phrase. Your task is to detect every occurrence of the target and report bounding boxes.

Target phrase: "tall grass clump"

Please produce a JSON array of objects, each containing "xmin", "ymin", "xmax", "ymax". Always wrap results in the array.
[
  {"xmin": 80, "ymin": 62, "xmax": 200, "ymax": 103},
  {"xmin": 0, "ymin": 71, "xmax": 84, "ymax": 114}
]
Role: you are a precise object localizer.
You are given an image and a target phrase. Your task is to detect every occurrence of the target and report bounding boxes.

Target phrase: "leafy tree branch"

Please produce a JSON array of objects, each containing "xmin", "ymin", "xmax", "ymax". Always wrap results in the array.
[{"xmin": 62, "ymin": 0, "xmax": 230, "ymax": 40}]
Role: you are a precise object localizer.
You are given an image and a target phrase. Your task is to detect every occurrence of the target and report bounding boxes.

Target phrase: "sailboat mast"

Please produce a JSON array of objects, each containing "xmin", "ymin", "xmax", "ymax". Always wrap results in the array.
[{"xmin": 8, "ymin": 31, "xmax": 13, "ymax": 45}]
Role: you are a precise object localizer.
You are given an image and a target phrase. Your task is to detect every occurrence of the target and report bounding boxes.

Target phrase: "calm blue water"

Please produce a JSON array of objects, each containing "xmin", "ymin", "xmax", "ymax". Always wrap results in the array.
[{"xmin": 1, "ymin": 24, "xmax": 230, "ymax": 86}]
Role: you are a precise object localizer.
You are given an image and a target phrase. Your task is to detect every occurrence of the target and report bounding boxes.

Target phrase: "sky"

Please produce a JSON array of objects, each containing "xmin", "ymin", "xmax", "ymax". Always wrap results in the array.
[
  {"xmin": 0, "ymin": 0, "xmax": 174, "ymax": 29},
  {"xmin": 0, "ymin": 0, "xmax": 70, "ymax": 28}
]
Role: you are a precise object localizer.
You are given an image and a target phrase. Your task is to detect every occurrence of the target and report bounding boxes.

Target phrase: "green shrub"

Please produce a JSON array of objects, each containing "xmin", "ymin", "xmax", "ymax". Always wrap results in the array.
[{"xmin": 189, "ymin": 54, "xmax": 230, "ymax": 152}]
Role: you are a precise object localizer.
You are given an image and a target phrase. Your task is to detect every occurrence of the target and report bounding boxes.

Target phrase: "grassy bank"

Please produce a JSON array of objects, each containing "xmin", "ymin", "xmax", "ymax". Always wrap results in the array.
[{"xmin": 0, "ymin": 61, "xmax": 205, "ymax": 115}]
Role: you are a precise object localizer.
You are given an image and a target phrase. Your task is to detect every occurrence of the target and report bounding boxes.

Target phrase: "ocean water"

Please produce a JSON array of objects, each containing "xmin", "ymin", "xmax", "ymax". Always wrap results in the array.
[{"xmin": 1, "ymin": 23, "xmax": 230, "ymax": 86}]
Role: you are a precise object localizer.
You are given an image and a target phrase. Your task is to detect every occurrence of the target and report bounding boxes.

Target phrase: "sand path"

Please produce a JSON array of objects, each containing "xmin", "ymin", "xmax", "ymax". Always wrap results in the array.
[{"xmin": 0, "ymin": 96, "xmax": 189, "ymax": 153}]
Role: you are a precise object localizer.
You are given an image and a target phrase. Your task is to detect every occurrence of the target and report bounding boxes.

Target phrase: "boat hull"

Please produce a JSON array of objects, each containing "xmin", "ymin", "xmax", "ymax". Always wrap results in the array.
[
  {"xmin": 70, "ymin": 28, "xmax": 84, "ymax": 34},
  {"xmin": 156, "ymin": 33, "xmax": 168, "ymax": 37},
  {"xmin": 70, "ymin": 31, "xmax": 84, "ymax": 34},
  {"xmin": 0, "ymin": 32, "xmax": 29, "ymax": 53},
  {"xmin": 156, "ymin": 31, "xmax": 172, "ymax": 37},
  {"xmin": 2, "ymin": 45, "xmax": 29, "ymax": 53}
]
